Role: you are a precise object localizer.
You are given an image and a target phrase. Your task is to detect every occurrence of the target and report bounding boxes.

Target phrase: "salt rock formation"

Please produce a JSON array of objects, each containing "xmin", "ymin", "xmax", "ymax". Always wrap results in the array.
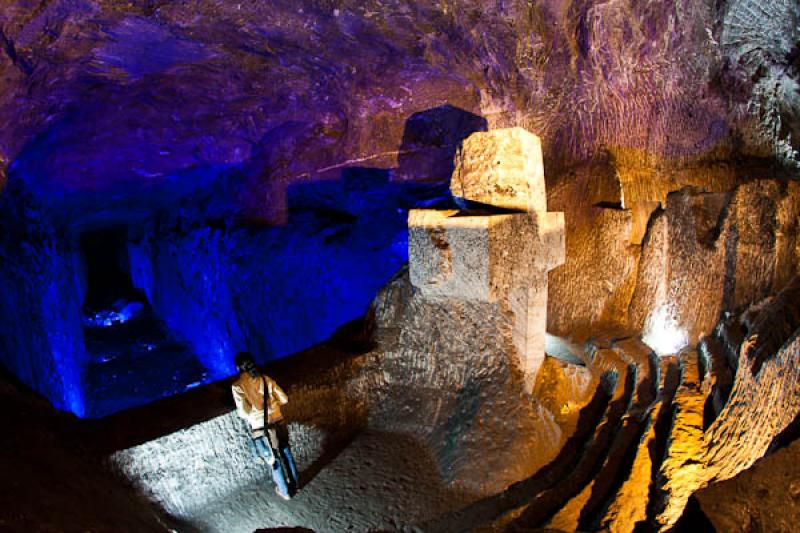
[
  {"xmin": 409, "ymin": 127, "xmax": 564, "ymax": 391},
  {"xmin": 695, "ymin": 437, "xmax": 800, "ymax": 532},
  {"xmin": 1, "ymin": 0, "xmax": 800, "ymax": 418},
  {"xmin": 632, "ymin": 279, "xmax": 800, "ymax": 529},
  {"xmin": 111, "ymin": 267, "xmax": 595, "ymax": 529},
  {"xmin": 1, "ymin": 0, "xmax": 798, "ymax": 214},
  {"xmin": 451, "ymin": 128, "xmax": 546, "ymax": 212}
]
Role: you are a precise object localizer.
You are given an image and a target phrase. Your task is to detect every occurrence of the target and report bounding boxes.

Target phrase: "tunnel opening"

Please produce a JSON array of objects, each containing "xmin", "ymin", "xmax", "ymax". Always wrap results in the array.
[
  {"xmin": 78, "ymin": 227, "xmax": 207, "ymax": 419},
  {"xmin": 80, "ymin": 227, "xmax": 144, "ymax": 317}
]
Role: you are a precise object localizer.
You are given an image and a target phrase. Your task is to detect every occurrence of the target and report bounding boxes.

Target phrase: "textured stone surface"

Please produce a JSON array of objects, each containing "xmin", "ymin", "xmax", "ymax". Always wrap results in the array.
[
  {"xmin": 629, "ymin": 181, "xmax": 800, "ymax": 355},
  {"xmin": 451, "ymin": 127, "xmax": 545, "ymax": 211},
  {"xmin": 629, "ymin": 190, "xmax": 729, "ymax": 353},
  {"xmin": 108, "ymin": 270, "xmax": 591, "ymax": 530},
  {"xmin": 408, "ymin": 209, "xmax": 493, "ymax": 301},
  {"xmin": 654, "ymin": 348, "xmax": 707, "ymax": 529},
  {"xmin": 696, "ymin": 437, "xmax": 800, "ymax": 533},
  {"xmin": 408, "ymin": 209, "xmax": 564, "ymax": 302},
  {"xmin": 649, "ymin": 279, "xmax": 800, "ymax": 530},
  {"xmin": 0, "ymin": 211, "xmax": 88, "ymax": 414},
  {"xmin": 0, "ymin": 0, "xmax": 799, "ymax": 529},
  {"xmin": 1, "ymin": 0, "xmax": 798, "ymax": 224},
  {"xmin": 1, "ymin": 0, "xmax": 799, "ymax": 418},
  {"xmin": 409, "ymin": 127, "xmax": 564, "ymax": 390},
  {"xmin": 547, "ymin": 201, "xmax": 640, "ymax": 338}
]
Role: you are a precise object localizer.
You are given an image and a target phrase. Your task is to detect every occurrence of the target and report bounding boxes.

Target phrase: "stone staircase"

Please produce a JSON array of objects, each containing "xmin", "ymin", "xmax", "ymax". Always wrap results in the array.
[
  {"xmin": 419, "ymin": 333, "xmax": 714, "ymax": 532},
  {"xmin": 421, "ymin": 274, "xmax": 800, "ymax": 533}
]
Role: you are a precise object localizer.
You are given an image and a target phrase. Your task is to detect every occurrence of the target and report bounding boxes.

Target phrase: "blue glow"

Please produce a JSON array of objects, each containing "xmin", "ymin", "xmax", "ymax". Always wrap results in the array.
[
  {"xmin": 2, "ymin": 101, "xmax": 470, "ymax": 418},
  {"xmin": 130, "ymin": 169, "xmax": 434, "ymax": 381},
  {"xmin": 0, "ymin": 237, "xmax": 87, "ymax": 417},
  {"xmin": 41, "ymin": 249, "xmax": 88, "ymax": 417},
  {"xmin": 84, "ymin": 300, "xmax": 145, "ymax": 328}
]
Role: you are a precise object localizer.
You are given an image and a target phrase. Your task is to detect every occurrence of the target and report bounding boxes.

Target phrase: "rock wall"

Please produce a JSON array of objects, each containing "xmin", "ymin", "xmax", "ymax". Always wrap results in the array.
[
  {"xmin": 1, "ymin": 0, "xmax": 799, "ymax": 417},
  {"xmin": 696, "ymin": 437, "xmax": 800, "ymax": 533},
  {"xmin": 112, "ymin": 411, "xmax": 334, "ymax": 518},
  {"xmin": 631, "ymin": 180, "xmax": 800, "ymax": 349},
  {"xmin": 653, "ymin": 278, "xmax": 800, "ymax": 529},
  {"xmin": 0, "ymin": 194, "xmax": 88, "ymax": 415},
  {"xmin": 127, "ymin": 174, "xmax": 416, "ymax": 378},
  {"xmin": 549, "ymin": 176, "xmax": 800, "ymax": 346}
]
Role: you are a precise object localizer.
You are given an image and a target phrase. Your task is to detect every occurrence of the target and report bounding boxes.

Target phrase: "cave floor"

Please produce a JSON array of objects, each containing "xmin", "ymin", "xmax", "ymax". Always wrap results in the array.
[
  {"xmin": 83, "ymin": 305, "xmax": 208, "ymax": 418},
  {"xmin": 0, "ymin": 352, "xmax": 478, "ymax": 532},
  {"xmin": 189, "ymin": 430, "xmax": 475, "ymax": 532}
]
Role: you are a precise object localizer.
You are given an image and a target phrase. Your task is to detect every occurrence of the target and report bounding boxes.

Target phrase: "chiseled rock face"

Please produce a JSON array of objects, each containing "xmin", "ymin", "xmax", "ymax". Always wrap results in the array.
[
  {"xmin": 629, "ymin": 181, "xmax": 800, "ymax": 353},
  {"xmin": 409, "ymin": 126, "xmax": 564, "ymax": 390},
  {"xmin": 408, "ymin": 209, "xmax": 493, "ymax": 301},
  {"xmin": 648, "ymin": 279, "xmax": 800, "ymax": 530},
  {"xmin": 111, "ymin": 270, "xmax": 585, "ymax": 524},
  {"xmin": 451, "ymin": 127, "xmax": 545, "ymax": 212},
  {"xmin": 696, "ymin": 437, "xmax": 800, "ymax": 533},
  {"xmin": 546, "ymin": 201, "xmax": 640, "ymax": 338},
  {"xmin": 408, "ymin": 209, "xmax": 565, "ymax": 301}
]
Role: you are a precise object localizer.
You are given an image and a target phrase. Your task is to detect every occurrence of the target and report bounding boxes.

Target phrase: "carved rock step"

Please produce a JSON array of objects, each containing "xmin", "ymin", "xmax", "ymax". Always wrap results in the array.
[
  {"xmin": 547, "ymin": 338, "xmax": 658, "ymax": 532},
  {"xmin": 601, "ymin": 355, "xmax": 681, "ymax": 533},
  {"xmin": 652, "ymin": 347, "xmax": 708, "ymax": 530},
  {"xmin": 612, "ymin": 337, "xmax": 658, "ymax": 416},
  {"xmin": 577, "ymin": 339, "xmax": 658, "ymax": 530},
  {"xmin": 505, "ymin": 349, "xmax": 634, "ymax": 529}
]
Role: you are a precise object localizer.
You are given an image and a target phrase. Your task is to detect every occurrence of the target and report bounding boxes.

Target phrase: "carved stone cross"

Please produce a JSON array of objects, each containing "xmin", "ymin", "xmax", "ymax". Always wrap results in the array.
[{"xmin": 408, "ymin": 127, "xmax": 565, "ymax": 391}]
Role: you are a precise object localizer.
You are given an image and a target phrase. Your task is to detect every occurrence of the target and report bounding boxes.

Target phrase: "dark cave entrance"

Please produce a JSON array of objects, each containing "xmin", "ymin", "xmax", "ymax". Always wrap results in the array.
[
  {"xmin": 80, "ymin": 227, "xmax": 143, "ymax": 313},
  {"xmin": 78, "ymin": 227, "xmax": 206, "ymax": 418}
]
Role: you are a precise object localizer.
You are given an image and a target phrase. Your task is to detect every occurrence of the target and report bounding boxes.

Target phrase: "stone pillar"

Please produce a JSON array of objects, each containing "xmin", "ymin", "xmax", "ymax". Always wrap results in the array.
[{"xmin": 408, "ymin": 127, "xmax": 565, "ymax": 392}]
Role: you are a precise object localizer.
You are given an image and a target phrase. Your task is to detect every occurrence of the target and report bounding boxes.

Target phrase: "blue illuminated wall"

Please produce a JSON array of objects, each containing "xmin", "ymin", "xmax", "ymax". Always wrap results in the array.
[
  {"xmin": 130, "ymin": 169, "xmax": 439, "ymax": 379},
  {"xmin": 0, "ymin": 103, "xmax": 481, "ymax": 418},
  {"xmin": 0, "ymin": 229, "xmax": 88, "ymax": 416}
]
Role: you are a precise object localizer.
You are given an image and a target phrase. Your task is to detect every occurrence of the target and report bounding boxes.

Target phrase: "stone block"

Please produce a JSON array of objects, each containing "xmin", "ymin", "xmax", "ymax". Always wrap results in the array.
[
  {"xmin": 450, "ymin": 127, "xmax": 545, "ymax": 211},
  {"xmin": 410, "ymin": 126, "xmax": 564, "ymax": 393},
  {"xmin": 408, "ymin": 209, "xmax": 493, "ymax": 301},
  {"xmin": 409, "ymin": 207, "xmax": 565, "ymax": 393},
  {"xmin": 408, "ymin": 209, "xmax": 565, "ymax": 302}
]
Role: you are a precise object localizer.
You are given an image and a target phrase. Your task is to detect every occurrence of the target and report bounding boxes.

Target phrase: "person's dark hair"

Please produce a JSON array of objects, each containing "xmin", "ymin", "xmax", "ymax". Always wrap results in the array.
[{"xmin": 235, "ymin": 351, "xmax": 259, "ymax": 376}]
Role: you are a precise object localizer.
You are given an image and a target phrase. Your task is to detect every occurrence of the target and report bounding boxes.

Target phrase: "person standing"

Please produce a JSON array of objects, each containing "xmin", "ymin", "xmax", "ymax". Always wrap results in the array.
[{"xmin": 232, "ymin": 351, "xmax": 299, "ymax": 500}]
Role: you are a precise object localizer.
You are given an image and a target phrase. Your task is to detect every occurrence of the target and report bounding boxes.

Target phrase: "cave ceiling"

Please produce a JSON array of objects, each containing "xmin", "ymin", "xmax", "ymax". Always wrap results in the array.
[{"xmin": 0, "ymin": 0, "xmax": 797, "ymax": 225}]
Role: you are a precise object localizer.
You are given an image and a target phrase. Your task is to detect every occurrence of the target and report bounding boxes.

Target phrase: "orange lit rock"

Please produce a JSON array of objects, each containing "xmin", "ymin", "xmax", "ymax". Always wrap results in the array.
[{"xmin": 450, "ymin": 127, "xmax": 546, "ymax": 212}]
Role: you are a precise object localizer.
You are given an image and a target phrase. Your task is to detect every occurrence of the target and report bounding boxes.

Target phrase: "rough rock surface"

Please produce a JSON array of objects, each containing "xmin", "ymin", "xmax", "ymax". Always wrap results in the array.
[
  {"xmin": 2, "ymin": 0, "xmax": 800, "ymax": 418},
  {"xmin": 630, "ymin": 180, "xmax": 800, "ymax": 354},
  {"xmin": 109, "ymin": 270, "xmax": 592, "ymax": 529},
  {"xmin": 629, "ymin": 191, "xmax": 729, "ymax": 353},
  {"xmin": 696, "ymin": 437, "xmax": 800, "ymax": 533},
  {"xmin": 451, "ymin": 127, "xmax": 545, "ymax": 211},
  {"xmin": 1, "ymin": 0, "xmax": 798, "ymax": 216},
  {"xmin": 409, "ymin": 127, "xmax": 565, "ymax": 389},
  {"xmin": 650, "ymin": 278, "xmax": 800, "ymax": 530},
  {"xmin": 547, "ymin": 177, "xmax": 800, "ymax": 350},
  {"xmin": 547, "ymin": 199, "xmax": 640, "ymax": 337},
  {"xmin": 1, "ymin": 0, "xmax": 800, "ymax": 529}
]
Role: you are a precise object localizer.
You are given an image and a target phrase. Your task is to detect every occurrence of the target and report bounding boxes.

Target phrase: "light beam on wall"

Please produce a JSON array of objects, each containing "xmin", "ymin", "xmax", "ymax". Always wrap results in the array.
[{"xmin": 642, "ymin": 304, "xmax": 688, "ymax": 356}]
